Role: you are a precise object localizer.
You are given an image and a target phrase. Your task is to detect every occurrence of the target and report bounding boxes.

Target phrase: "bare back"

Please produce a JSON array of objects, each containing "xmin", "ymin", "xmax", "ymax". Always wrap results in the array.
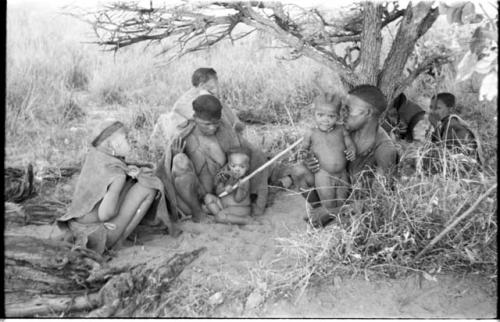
[{"xmin": 310, "ymin": 127, "xmax": 347, "ymax": 175}]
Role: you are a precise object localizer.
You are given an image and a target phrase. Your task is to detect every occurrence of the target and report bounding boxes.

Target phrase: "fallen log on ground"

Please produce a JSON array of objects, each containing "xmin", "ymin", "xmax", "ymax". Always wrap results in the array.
[
  {"xmin": 5, "ymin": 235, "xmax": 206, "ymax": 317},
  {"xmin": 5, "ymin": 199, "xmax": 68, "ymax": 227}
]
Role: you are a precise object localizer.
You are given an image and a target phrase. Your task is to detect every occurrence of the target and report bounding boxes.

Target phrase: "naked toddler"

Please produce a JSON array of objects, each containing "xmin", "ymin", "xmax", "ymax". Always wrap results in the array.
[{"xmin": 294, "ymin": 92, "xmax": 357, "ymax": 209}]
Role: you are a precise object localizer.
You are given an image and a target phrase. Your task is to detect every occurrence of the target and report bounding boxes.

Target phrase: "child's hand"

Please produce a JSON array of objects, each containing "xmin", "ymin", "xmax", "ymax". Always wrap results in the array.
[
  {"xmin": 127, "ymin": 165, "xmax": 140, "ymax": 178},
  {"xmin": 215, "ymin": 171, "xmax": 231, "ymax": 184},
  {"xmin": 345, "ymin": 148, "xmax": 356, "ymax": 161},
  {"xmin": 233, "ymin": 121, "xmax": 245, "ymax": 133},
  {"xmin": 224, "ymin": 184, "xmax": 235, "ymax": 194},
  {"xmin": 171, "ymin": 137, "xmax": 186, "ymax": 156}
]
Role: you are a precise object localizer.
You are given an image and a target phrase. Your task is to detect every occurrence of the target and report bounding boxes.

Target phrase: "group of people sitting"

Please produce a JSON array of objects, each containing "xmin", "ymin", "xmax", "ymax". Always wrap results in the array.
[{"xmin": 56, "ymin": 67, "xmax": 483, "ymax": 254}]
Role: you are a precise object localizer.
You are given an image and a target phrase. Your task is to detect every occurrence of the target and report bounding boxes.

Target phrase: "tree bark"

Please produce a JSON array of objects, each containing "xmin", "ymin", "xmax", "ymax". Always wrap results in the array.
[
  {"xmin": 358, "ymin": 2, "xmax": 384, "ymax": 85},
  {"xmin": 5, "ymin": 235, "xmax": 206, "ymax": 317},
  {"xmin": 378, "ymin": 2, "xmax": 440, "ymax": 102}
]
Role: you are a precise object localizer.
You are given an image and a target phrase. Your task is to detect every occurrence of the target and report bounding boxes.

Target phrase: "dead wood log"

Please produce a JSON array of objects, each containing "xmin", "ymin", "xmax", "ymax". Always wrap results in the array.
[
  {"xmin": 5, "ymin": 235, "xmax": 206, "ymax": 318},
  {"xmin": 4, "ymin": 235, "xmax": 105, "ymax": 297},
  {"xmin": 4, "ymin": 164, "xmax": 35, "ymax": 203},
  {"xmin": 86, "ymin": 246, "xmax": 207, "ymax": 317}
]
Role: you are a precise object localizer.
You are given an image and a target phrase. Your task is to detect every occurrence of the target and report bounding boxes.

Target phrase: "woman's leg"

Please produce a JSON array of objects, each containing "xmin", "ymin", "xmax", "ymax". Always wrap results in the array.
[{"xmin": 105, "ymin": 183, "xmax": 157, "ymax": 248}]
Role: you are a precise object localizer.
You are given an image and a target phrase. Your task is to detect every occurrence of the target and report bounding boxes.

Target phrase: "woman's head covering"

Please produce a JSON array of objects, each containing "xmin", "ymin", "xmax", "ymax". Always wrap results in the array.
[{"xmin": 91, "ymin": 121, "xmax": 125, "ymax": 147}]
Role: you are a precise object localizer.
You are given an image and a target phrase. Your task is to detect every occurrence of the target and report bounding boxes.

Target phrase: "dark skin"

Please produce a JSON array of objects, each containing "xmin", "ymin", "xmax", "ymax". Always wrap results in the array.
[{"xmin": 170, "ymin": 117, "xmax": 228, "ymax": 222}]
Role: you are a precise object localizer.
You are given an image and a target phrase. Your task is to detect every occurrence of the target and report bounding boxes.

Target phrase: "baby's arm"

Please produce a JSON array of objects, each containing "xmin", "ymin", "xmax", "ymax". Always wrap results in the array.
[
  {"xmin": 233, "ymin": 180, "xmax": 250, "ymax": 203},
  {"xmin": 342, "ymin": 126, "xmax": 357, "ymax": 161}
]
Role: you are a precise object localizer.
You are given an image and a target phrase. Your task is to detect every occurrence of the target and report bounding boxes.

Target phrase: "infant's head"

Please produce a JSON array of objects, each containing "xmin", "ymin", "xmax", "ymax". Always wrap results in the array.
[
  {"xmin": 227, "ymin": 147, "xmax": 251, "ymax": 179},
  {"xmin": 313, "ymin": 93, "xmax": 343, "ymax": 132}
]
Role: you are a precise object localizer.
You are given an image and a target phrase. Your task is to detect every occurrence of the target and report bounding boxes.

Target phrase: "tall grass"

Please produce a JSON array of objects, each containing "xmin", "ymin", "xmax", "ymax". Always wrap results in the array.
[{"xmin": 6, "ymin": 2, "xmax": 497, "ymax": 315}]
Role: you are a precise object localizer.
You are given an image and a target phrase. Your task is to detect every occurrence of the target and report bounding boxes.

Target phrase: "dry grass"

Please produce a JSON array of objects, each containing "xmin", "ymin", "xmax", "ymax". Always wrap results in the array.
[
  {"xmin": 250, "ymin": 143, "xmax": 497, "ymax": 300},
  {"xmin": 6, "ymin": 2, "xmax": 498, "ymax": 314}
]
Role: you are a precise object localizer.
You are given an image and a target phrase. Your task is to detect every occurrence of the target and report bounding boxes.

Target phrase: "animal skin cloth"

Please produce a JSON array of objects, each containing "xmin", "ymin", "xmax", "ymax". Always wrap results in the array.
[
  {"xmin": 156, "ymin": 119, "xmax": 270, "ymax": 220},
  {"xmin": 57, "ymin": 147, "xmax": 176, "ymax": 254},
  {"xmin": 150, "ymin": 88, "xmax": 239, "ymax": 147}
]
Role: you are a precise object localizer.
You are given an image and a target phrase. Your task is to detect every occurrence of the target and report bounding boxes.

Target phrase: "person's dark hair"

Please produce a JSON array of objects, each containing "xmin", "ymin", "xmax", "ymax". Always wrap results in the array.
[
  {"xmin": 406, "ymin": 111, "xmax": 427, "ymax": 141},
  {"xmin": 349, "ymin": 85, "xmax": 387, "ymax": 117},
  {"xmin": 227, "ymin": 145, "xmax": 252, "ymax": 159},
  {"xmin": 192, "ymin": 94, "xmax": 222, "ymax": 121},
  {"xmin": 391, "ymin": 93, "xmax": 407, "ymax": 111},
  {"xmin": 433, "ymin": 92, "xmax": 456, "ymax": 108},
  {"xmin": 191, "ymin": 68, "xmax": 217, "ymax": 87},
  {"xmin": 91, "ymin": 121, "xmax": 125, "ymax": 147},
  {"xmin": 314, "ymin": 92, "xmax": 343, "ymax": 113}
]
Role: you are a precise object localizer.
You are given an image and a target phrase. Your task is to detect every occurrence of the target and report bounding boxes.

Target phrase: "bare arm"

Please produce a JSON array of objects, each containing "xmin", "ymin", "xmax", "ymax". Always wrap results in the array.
[
  {"xmin": 233, "ymin": 180, "xmax": 250, "ymax": 203},
  {"xmin": 98, "ymin": 174, "xmax": 127, "ymax": 222},
  {"xmin": 343, "ymin": 126, "xmax": 357, "ymax": 161}
]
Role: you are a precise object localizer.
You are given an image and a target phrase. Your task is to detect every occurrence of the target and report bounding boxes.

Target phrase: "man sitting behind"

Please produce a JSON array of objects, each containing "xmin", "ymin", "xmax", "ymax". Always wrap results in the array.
[
  {"xmin": 150, "ymin": 68, "xmax": 244, "ymax": 146},
  {"xmin": 429, "ymin": 92, "xmax": 484, "ymax": 165}
]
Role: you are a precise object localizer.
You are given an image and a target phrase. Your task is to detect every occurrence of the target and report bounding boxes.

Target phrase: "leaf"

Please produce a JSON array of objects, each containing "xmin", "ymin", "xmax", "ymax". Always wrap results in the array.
[
  {"xmin": 474, "ymin": 54, "xmax": 497, "ymax": 74},
  {"xmin": 479, "ymin": 71, "xmax": 497, "ymax": 101},
  {"xmin": 460, "ymin": 2, "xmax": 476, "ymax": 24},
  {"xmin": 456, "ymin": 51, "xmax": 478, "ymax": 81},
  {"xmin": 422, "ymin": 271, "xmax": 438, "ymax": 282}
]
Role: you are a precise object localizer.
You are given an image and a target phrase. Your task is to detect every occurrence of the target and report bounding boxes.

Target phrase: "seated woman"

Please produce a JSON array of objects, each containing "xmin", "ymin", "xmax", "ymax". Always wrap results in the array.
[{"xmin": 57, "ymin": 121, "xmax": 177, "ymax": 254}]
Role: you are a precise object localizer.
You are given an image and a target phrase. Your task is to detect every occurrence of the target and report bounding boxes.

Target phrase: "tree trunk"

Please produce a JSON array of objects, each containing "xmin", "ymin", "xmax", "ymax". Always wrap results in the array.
[
  {"xmin": 4, "ymin": 235, "xmax": 206, "ymax": 317},
  {"xmin": 358, "ymin": 2, "xmax": 384, "ymax": 85},
  {"xmin": 377, "ymin": 2, "xmax": 439, "ymax": 102}
]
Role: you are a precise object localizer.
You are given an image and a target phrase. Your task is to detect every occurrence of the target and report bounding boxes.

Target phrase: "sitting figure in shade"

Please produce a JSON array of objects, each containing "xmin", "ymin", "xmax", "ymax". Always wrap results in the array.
[
  {"xmin": 429, "ymin": 92, "xmax": 485, "ymax": 166},
  {"xmin": 150, "ymin": 67, "xmax": 244, "ymax": 147},
  {"xmin": 205, "ymin": 147, "xmax": 257, "ymax": 225},
  {"xmin": 57, "ymin": 121, "xmax": 178, "ymax": 254},
  {"xmin": 291, "ymin": 92, "xmax": 357, "ymax": 210}
]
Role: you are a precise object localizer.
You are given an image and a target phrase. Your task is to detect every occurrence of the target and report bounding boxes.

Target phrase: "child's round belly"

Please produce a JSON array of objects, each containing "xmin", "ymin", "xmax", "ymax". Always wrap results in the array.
[{"xmin": 317, "ymin": 152, "xmax": 348, "ymax": 174}]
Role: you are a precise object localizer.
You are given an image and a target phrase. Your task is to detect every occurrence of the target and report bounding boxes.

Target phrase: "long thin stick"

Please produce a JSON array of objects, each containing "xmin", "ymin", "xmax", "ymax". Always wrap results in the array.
[
  {"xmin": 218, "ymin": 138, "xmax": 304, "ymax": 198},
  {"xmin": 414, "ymin": 183, "xmax": 497, "ymax": 261}
]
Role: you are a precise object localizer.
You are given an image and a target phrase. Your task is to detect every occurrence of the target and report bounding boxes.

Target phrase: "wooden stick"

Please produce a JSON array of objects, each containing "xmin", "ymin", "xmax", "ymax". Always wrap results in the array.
[
  {"xmin": 6, "ymin": 293, "xmax": 100, "ymax": 317},
  {"xmin": 414, "ymin": 183, "xmax": 497, "ymax": 261},
  {"xmin": 218, "ymin": 138, "xmax": 304, "ymax": 198}
]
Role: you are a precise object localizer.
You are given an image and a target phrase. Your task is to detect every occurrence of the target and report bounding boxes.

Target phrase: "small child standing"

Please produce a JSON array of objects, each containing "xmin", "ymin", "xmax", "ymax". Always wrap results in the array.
[
  {"xmin": 204, "ymin": 147, "xmax": 255, "ymax": 225},
  {"xmin": 294, "ymin": 92, "xmax": 357, "ymax": 209}
]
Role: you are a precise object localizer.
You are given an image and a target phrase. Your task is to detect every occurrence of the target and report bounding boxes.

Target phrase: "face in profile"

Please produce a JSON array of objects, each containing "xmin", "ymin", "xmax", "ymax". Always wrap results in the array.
[
  {"xmin": 344, "ymin": 94, "xmax": 371, "ymax": 131},
  {"xmin": 107, "ymin": 128, "xmax": 131, "ymax": 156},
  {"xmin": 228, "ymin": 153, "xmax": 250, "ymax": 179},
  {"xmin": 195, "ymin": 117, "xmax": 220, "ymax": 136},
  {"xmin": 430, "ymin": 98, "xmax": 449, "ymax": 121},
  {"xmin": 314, "ymin": 103, "xmax": 339, "ymax": 132},
  {"xmin": 202, "ymin": 77, "xmax": 220, "ymax": 97}
]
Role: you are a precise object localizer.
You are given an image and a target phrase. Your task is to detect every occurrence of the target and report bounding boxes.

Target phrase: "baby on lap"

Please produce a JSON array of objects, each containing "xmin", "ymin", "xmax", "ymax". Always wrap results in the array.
[{"xmin": 205, "ymin": 147, "xmax": 258, "ymax": 225}]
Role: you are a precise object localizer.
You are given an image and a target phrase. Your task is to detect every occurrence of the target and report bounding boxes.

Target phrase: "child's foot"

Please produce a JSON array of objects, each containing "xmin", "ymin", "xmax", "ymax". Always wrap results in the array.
[{"xmin": 276, "ymin": 175, "xmax": 293, "ymax": 189}]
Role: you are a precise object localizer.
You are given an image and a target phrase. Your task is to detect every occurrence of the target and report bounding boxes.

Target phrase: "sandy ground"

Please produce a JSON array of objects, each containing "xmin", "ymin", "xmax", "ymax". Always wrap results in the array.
[{"xmin": 9, "ymin": 190, "xmax": 497, "ymax": 318}]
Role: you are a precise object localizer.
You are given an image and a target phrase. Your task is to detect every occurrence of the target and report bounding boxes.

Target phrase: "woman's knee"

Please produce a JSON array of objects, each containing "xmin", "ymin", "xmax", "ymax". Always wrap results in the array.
[{"xmin": 172, "ymin": 153, "xmax": 195, "ymax": 177}]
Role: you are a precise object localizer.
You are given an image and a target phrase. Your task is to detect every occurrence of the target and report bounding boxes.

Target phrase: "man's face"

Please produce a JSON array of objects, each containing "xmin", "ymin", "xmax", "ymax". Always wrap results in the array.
[
  {"xmin": 343, "ymin": 94, "xmax": 372, "ymax": 131},
  {"xmin": 194, "ymin": 117, "xmax": 220, "ymax": 136},
  {"xmin": 201, "ymin": 77, "xmax": 220, "ymax": 97},
  {"xmin": 313, "ymin": 103, "xmax": 338, "ymax": 132}
]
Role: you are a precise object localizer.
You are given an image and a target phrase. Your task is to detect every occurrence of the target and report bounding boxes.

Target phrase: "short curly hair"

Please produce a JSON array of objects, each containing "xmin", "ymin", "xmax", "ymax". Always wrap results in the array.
[{"xmin": 191, "ymin": 68, "xmax": 217, "ymax": 87}]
